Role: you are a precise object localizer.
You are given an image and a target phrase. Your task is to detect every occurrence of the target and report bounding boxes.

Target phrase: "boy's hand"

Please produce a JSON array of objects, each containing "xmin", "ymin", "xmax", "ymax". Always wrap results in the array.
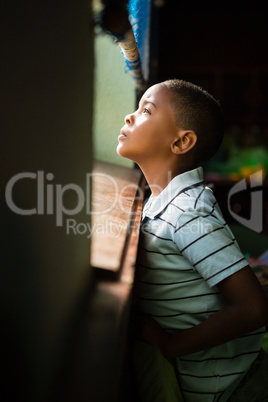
[{"xmin": 139, "ymin": 315, "xmax": 171, "ymax": 356}]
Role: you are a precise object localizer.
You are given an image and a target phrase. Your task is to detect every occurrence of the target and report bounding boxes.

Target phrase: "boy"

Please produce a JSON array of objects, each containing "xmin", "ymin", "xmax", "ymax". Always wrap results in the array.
[{"xmin": 117, "ymin": 79, "xmax": 268, "ymax": 401}]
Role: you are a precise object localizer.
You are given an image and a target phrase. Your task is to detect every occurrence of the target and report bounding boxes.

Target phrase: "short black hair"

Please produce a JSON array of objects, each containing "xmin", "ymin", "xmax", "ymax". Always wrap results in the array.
[{"xmin": 163, "ymin": 79, "xmax": 224, "ymax": 165}]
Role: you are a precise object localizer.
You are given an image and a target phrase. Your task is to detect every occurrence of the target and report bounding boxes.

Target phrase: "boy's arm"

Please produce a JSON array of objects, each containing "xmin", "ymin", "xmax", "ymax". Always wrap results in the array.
[{"xmin": 139, "ymin": 265, "xmax": 268, "ymax": 358}]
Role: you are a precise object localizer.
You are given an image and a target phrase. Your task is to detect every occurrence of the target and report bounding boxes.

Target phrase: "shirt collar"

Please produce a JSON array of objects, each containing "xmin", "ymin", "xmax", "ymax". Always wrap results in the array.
[{"xmin": 143, "ymin": 167, "xmax": 205, "ymax": 219}]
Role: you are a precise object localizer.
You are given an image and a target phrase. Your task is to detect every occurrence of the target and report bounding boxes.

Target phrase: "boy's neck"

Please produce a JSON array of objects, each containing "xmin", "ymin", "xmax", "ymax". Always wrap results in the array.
[{"xmin": 139, "ymin": 159, "xmax": 190, "ymax": 197}]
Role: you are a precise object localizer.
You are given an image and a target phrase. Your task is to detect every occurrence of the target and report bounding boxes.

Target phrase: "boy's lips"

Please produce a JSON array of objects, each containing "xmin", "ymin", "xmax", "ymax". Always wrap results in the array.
[{"xmin": 118, "ymin": 130, "xmax": 127, "ymax": 141}]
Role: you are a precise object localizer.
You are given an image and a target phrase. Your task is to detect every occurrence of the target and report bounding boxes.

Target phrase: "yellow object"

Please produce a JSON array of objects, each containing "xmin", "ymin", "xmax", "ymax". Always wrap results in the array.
[{"xmin": 239, "ymin": 165, "xmax": 265, "ymax": 180}]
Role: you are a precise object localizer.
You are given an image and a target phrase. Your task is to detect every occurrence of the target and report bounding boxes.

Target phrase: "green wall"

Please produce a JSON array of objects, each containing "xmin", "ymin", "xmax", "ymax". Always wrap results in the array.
[{"xmin": 93, "ymin": 32, "xmax": 136, "ymax": 167}]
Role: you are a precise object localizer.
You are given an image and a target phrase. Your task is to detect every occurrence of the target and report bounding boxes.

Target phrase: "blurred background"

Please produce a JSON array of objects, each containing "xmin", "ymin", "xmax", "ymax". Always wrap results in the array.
[{"xmin": 94, "ymin": 0, "xmax": 268, "ymax": 179}]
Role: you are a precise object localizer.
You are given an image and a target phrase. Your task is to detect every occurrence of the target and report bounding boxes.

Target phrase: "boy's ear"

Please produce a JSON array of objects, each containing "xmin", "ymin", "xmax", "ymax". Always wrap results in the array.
[{"xmin": 171, "ymin": 129, "xmax": 197, "ymax": 155}]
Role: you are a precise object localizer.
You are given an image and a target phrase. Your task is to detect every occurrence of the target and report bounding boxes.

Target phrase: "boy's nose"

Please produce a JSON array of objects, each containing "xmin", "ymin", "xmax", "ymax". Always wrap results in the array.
[{"xmin": 124, "ymin": 113, "xmax": 134, "ymax": 125}]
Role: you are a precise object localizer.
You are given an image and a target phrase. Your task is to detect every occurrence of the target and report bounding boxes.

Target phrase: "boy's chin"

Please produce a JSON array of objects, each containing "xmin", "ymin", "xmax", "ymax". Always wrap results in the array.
[
  {"xmin": 116, "ymin": 143, "xmax": 124, "ymax": 157},
  {"xmin": 116, "ymin": 145, "xmax": 136, "ymax": 163},
  {"xmin": 116, "ymin": 143, "xmax": 127, "ymax": 158}
]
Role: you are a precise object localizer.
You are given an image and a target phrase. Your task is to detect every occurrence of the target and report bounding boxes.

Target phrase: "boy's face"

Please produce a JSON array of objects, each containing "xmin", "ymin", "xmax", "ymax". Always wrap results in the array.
[{"xmin": 117, "ymin": 83, "xmax": 178, "ymax": 165}]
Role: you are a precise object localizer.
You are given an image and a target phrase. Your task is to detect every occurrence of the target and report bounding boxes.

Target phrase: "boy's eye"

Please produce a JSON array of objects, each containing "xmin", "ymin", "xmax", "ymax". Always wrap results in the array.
[{"xmin": 143, "ymin": 107, "xmax": 151, "ymax": 115}]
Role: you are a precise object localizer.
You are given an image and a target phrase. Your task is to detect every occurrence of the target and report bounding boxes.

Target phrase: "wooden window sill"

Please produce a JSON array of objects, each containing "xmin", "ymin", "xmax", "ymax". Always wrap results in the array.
[
  {"xmin": 81, "ymin": 161, "xmax": 145, "ymax": 400},
  {"xmin": 90, "ymin": 160, "xmax": 145, "ymax": 283}
]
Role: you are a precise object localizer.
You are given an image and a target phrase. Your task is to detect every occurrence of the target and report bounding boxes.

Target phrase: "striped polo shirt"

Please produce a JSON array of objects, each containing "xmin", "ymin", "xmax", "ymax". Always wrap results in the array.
[{"xmin": 136, "ymin": 167, "xmax": 265, "ymax": 402}]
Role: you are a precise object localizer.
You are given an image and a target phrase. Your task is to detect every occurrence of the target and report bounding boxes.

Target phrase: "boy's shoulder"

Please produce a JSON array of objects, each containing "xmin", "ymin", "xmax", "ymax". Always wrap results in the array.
[
  {"xmin": 143, "ymin": 168, "xmax": 219, "ymax": 222},
  {"xmin": 161, "ymin": 184, "xmax": 226, "ymax": 238},
  {"xmin": 168, "ymin": 183, "xmax": 216, "ymax": 215}
]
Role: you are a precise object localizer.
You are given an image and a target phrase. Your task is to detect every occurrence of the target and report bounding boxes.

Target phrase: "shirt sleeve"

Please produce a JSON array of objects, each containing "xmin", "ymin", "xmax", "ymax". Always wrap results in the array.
[{"xmin": 173, "ymin": 208, "xmax": 249, "ymax": 287}]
